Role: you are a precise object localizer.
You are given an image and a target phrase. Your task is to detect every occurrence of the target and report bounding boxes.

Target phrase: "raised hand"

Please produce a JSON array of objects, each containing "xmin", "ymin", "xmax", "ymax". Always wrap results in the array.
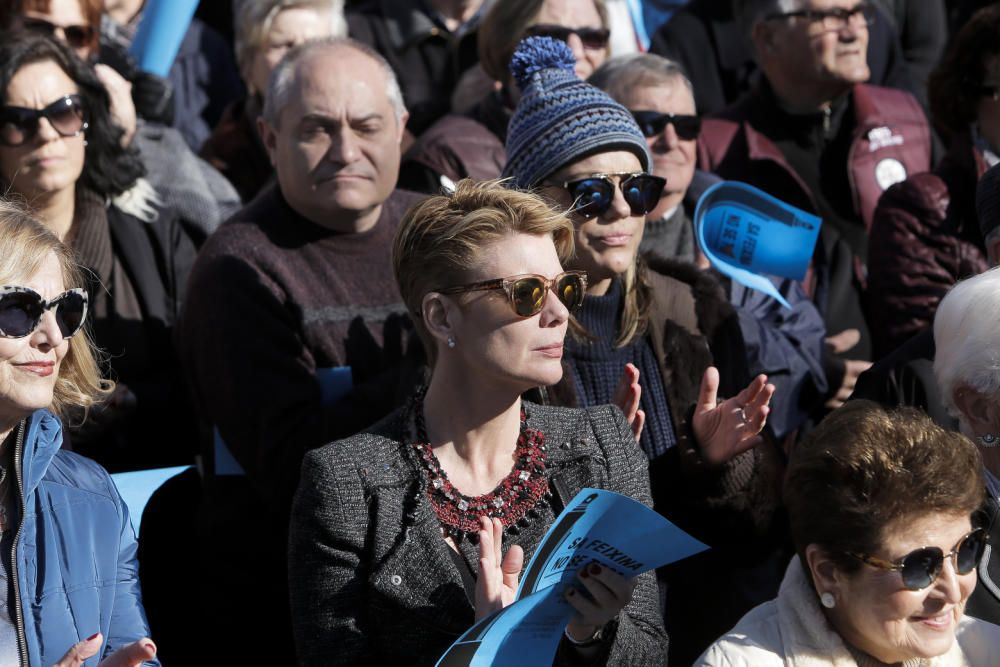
[
  {"xmin": 564, "ymin": 562, "xmax": 639, "ymax": 642},
  {"xmin": 53, "ymin": 633, "xmax": 156, "ymax": 667},
  {"xmin": 474, "ymin": 517, "xmax": 524, "ymax": 621},
  {"xmin": 612, "ymin": 363, "xmax": 645, "ymax": 441},
  {"xmin": 692, "ymin": 367, "xmax": 775, "ymax": 466}
]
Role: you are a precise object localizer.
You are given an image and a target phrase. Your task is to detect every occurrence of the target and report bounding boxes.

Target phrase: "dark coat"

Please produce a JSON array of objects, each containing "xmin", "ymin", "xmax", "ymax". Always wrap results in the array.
[
  {"xmin": 866, "ymin": 133, "xmax": 989, "ymax": 357},
  {"xmin": 199, "ymin": 96, "xmax": 273, "ymax": 204},
  {"xmin": 649, "ymin": 0, "xmax": 919, "ymax": 116},
  {"xmin": 969, "ymin": 494, "xmax": 1000, "ymax": 625},
  {"xmin": 288, "ymin": 402, "xmax": 668, "ymax": 666},
  {"xmin": 347, "ymin": 0, "xmax": 481, "ymax": 136}
]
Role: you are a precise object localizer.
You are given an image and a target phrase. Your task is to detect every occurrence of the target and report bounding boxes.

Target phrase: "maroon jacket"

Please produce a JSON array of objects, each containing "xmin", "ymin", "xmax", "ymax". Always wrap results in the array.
[
  {"xmin": 867, "ymin": 133, "xmax": 989, "ymax": 356},
  {"xmin": 698, "ymin": 83, "xmax": 931, "ymax": 235}
]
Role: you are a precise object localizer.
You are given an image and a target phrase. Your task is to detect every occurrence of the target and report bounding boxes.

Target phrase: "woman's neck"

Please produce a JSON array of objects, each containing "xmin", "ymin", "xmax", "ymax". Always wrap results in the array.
[
  {"xmin": 31, "ymin": 188, "xmax": 76, "ymax": 242},
  {"xmin": 422, "ymin": 363, "xmax": 524, "ymax": 495}
]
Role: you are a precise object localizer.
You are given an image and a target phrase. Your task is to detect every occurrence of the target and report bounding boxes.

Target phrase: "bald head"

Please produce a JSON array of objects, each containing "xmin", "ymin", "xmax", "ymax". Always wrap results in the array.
[{"xmin": 262, "ymin": 37, "xmax": 405, "ymax": 128}]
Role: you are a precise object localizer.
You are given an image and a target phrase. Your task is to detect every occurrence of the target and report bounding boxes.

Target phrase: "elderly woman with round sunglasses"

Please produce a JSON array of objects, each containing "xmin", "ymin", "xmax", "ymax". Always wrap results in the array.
[
  {"xmin": 288, "ymin": 179, "xmax": 668, "ymax": 665},
  {"xmin": 0, "ymin": 202, "xmax": 159, "ymax": 666},
  {"xmin": 697, "ymin": 400, "xmax": 1000, "ymax": 666},
  {"xmin": 0, "ymin": 32, "xmax": 198, "ymax": 472}
]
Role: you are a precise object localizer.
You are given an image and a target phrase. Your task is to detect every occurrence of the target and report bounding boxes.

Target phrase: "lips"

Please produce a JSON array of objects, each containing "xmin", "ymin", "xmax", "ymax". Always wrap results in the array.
[
  {"xmin": 912, "ymin": 609, "xmax": 955, "ymax": 630},
  {"xmin": 591, "ymin": 233, "xmax": 633, "ymax": 247},
  {"xmin": 535, "ymin": 343, "xmax": 563, "ymax": 359},
  {"xmin": 13, "ymin": 361, "xmax": 55, "ymax": 377}
]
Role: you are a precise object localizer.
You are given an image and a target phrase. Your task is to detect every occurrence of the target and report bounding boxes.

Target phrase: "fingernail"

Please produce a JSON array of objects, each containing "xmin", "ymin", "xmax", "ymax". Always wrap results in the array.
[
  {"xmin": 589, "ymin": 563, "xmax": 602, "ymax": 576},
  {"xmin": 144, "ymin": 641, "xmax": 157, "ymax": 653},
  {"xmin": 87, "ymin": 632, "xmax": 99, "ymax": 641}
]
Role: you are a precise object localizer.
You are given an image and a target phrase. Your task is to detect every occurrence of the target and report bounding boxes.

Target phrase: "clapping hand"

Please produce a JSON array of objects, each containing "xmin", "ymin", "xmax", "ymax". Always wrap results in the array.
[
  {"xmin": 474, "ymin": 517, "xmax": 524, "ymax": 621},
  {"xmin": 692, "ymin": 367, "xmax": 775, "ymax": 466},
  {"xmin": 54, "ymin": 633, "xmax": 156, "ymax": 667},
  {"xmin": 612, "ymin": 363, "xmax": 645, "ymax": 441}
]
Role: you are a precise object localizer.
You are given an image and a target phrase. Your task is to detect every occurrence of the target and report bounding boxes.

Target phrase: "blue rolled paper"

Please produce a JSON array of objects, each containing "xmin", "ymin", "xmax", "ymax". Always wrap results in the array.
[
  {"xmin": 695, "ymin": 181, "xmax": 822, "ymax": 308},
  {"xmin": 127, "ymin": 0, "xmax": 200, "ymax": 77}
]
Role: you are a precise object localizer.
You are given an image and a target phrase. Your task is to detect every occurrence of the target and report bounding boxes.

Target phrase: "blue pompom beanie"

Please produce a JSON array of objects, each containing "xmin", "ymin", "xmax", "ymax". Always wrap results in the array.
[{"xmin": 502, "ymin": 36, "xmax": 652, "ymax": 190}]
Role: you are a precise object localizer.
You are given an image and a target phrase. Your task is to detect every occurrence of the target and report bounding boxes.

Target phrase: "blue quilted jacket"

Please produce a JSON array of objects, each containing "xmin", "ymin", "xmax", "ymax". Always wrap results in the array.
[{"xmin": 9, "ymin": 410, "xmax": 157, "ymax": 666}]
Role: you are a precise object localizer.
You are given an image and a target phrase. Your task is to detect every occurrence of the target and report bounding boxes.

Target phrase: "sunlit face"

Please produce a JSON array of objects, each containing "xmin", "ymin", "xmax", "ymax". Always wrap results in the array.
[
  {"xmin": 436, "ymin": 233, "xmax": 569, "ymax": 393},
  {"xmin": 766, "ymin": 0, "xmax": 870, "ymax": 90},
  {"xmin": 0, "ymin": 60, "xmax": 85, "ymax": 200},
  {"xmin": 21, "ymin": 0, "xmax": 93, "ymax": 60},
  {"xmin": 532, "ymin": 0, "xmax": 607, "ymax": 79},
  {"xmin": 248, "ymin": 6, "xmax": 336, "ymax": 97},
  {"xmin": 543, "ymin": 151, "xmax": 646, "ymax": 291},
  {"xmin": 0, "ymin": 251, "xmax": 70, "ymax": 428},
  {"xmin": 826, "ymin": 513, "xmax": 977, "ymax": 663},
  {"xmin": 261, "ymin": 46, "xmax": 406, "ymax": 229},
  {"xmin": 622, "ymin": 81, "xmax": 697, "ymax": 203}
]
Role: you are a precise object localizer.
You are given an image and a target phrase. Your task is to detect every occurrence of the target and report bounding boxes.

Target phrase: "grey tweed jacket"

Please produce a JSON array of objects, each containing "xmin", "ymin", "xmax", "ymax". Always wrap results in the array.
[{"xmin": 288, "ymin": 401, "xmax": 669, "ymax": 666}]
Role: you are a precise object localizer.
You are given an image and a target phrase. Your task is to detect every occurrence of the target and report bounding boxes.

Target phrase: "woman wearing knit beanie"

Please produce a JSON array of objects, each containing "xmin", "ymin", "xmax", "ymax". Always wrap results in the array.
[{"xmin": 506, "ymin": 36, "xmax": 785, "ymax": 657}]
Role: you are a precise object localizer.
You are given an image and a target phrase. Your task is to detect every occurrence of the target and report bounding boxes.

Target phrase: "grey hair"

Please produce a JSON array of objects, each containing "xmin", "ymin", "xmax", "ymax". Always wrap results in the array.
[
  {"xmin": 588, "ymin": 53, "xmax": 694, "ymax": 109},
  {"xmin": 234, "ymin": 0, "xmax": 347, "ymax": 80},
  {"xmin": 933, "ymin": 266, "xmax": 1000, "ymax": 418},
  {"xmin": 733, "ymin": 0, "xmax": 802, "ymax": 36},
  {"xmin": 262, "ymin": 36, "xmax": 407, "ymax": 128}
]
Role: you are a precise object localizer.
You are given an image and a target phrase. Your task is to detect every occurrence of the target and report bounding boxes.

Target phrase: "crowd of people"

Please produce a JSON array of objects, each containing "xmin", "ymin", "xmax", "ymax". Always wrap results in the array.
[{"xmin": 1, "ymin": 0, "xmax": 1000, "ymax": 665}]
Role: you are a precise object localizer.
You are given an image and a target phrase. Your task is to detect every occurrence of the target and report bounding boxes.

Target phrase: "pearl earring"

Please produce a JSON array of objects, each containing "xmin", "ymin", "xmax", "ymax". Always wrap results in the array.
[
  {"xmin": 820, "ymin": 592, "xmax": 836, "ymax": 609},
  {"xmin": 447, "ymin": 336, "xmax": 456, "ymax": 349},
  {"xmin": 980, "ymin": 433, "xmax": 999, "ymax": 448}
]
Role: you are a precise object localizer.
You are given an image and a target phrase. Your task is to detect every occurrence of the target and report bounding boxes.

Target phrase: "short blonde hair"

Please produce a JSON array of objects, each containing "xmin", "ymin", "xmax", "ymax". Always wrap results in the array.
[
  {"xmin": 933, "ymin": 266, "xmax": 1000, "ymax": 416},
  {"xmin": 392, "ymin": 179, "xmax": 575, "ymax": 366},
  {"xmin": 234, "ymin": 0, "xmax": 347, "ymax": 86},
  {"xmin": 0, "ymin": 200, "xmax": 111, "ymax": 418}
]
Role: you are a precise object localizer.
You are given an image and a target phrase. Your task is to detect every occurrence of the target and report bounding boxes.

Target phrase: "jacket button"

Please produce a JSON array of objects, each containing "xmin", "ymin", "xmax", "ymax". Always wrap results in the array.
[
  {"xmin": 390, "ymin": 574, "xmax": 402, "ymax": 586},
  {"xmin": 560, "ymin": 442, "xmax": 571, "ymax": 450}
]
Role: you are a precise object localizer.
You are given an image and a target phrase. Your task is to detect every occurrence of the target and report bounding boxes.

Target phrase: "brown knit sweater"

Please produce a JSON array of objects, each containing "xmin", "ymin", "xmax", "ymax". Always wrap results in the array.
[{"xmin": 177, "ymin": 185, "xmax": 426, "ymax": 502}]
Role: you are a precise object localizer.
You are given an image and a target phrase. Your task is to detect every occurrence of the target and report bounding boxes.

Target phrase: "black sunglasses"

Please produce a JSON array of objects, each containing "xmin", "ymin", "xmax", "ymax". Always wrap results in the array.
[
  {"xmin": 849, "ymin": 527, "xmax": 987, "ymax": 591},
  {"xmin": 631, "ymin": 110, "xmax": 702, "ymax": 141},
  {"xmin": 553, "ymin": 172, "xmax": 666, "ymax": 220},
  {"xmin": 0, "ymin": 95, "xmax": 87, "ymax": 148},
  {"xmin": 764, "ymin": 2, "xmax": 875, "ymax": 32},
  {"xmin": 437, "ymin": 271, "xmax": 588, "ymax": 318},
  {"xmin": 22, "ymin": 16, "xmax": 96, "ymax": 50},
  {"xmin": 524, "ymin": 24, "xmax": 610, "ymax": 50},
  {"xmin": 0, "ymin": 286, "xmax": 88, "ymax": 339}
]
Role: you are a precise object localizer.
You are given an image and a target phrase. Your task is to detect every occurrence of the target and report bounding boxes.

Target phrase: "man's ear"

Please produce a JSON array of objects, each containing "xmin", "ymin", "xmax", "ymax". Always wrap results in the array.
[
  {"xmin": 953, "ymin": 384, "xmax": 997, "ymax": 434},
  {"xmin": 258, "ymin": 116, "xmax": 278, "ymax": 168},
  {"xmin": 751, "ymin": 19, "xmax": 778, "ymax": 57},
  {"xmin": 396, "ymin": 110, "xmax": 410, "ymax": 145}
]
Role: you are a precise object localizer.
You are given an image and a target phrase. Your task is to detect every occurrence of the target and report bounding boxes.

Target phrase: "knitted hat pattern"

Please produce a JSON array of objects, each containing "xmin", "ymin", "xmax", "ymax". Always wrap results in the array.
[
  {"xmin": 502, "ymin": 36, "xmax": 652, "ymax": 190},
  {"xmin": 977, "ymin": 161, "xmax": 1000, "ymax": 240}
]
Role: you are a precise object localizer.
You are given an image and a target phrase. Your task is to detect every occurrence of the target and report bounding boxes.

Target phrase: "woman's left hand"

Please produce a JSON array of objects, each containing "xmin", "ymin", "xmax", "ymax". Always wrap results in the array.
[
  {"xmin": 474, "ymin": 517, "xmax": 524, "ymax": 621},
  {"xmin": 53, "ymin": 633, "xmax": 156, "ymax": 666},
  {"xmin": 564, "ymin": 562, "xmax": 638, "ymax": 642},
  {"xmin": 692, "ymin": 367, "xmax": 774, "ymax": 467}
]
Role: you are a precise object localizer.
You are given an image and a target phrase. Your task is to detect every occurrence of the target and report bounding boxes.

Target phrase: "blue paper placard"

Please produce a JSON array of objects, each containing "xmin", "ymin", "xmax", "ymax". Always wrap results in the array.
[
  {"xmin": 127, "ymin": 0, "xmax": 200, "ymax": 77},
  {"xmin": 111, "ymin": 465, "xmax": 193, "ymax": 533},
  {"xmin": 695, "ymin": 181, "xmax": 822, "ymax": 308}
]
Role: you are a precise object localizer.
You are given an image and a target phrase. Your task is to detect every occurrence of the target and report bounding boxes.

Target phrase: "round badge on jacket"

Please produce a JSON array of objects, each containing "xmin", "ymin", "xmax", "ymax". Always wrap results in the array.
[{"xmin": 875, "ymin": 158, "xmax": 907, "ymax": 191}]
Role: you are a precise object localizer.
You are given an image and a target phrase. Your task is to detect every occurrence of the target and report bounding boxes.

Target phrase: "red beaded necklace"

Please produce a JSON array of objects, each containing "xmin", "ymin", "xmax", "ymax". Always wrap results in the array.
[{"xmin": 412, "ymin": 397, "xmax": 549, "ymax": 538}]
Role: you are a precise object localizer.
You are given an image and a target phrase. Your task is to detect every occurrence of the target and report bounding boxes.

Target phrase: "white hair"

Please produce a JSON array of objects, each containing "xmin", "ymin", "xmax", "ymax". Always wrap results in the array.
[
  {"xmin": 234, "ymin": 0, "xmax": 347, "ymax": 79},
  {"xmin": 588, "ymin": 53, "xmax": 695, "ymax": 107},
  {"xmin": 734, "ymin": 0, "xmax": 803, "ymax": 35},
  {"xmin": 933, "ymin": 266, "xmax": 1000, "ymax": 416},
  {"xmin": 261, "ymin": 37, "xmax": 406, "ymax": 128}
]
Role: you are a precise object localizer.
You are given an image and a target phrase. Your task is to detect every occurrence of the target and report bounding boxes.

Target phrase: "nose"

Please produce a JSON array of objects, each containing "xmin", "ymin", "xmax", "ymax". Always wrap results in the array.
[
  {"xmin": 565, "ymin": 33, "xmax": 587, "ymax": 67},
  {"xmin": 35, "ymin": 116, "xmax": 61, "ymax": 143},
  {"xmin": 30, "ymin": 310, "xmax": 65, "ymax": 352},
  {"xmin": 539, "ymin": 284, "xmax": 570, "ymax": 328},
  {"xmin": 326, "ymin": 125, "xmax": 362, "ymax": 165},
  {"xmin": 657, "ymin": 121, "xmax": 680, "ymax": 151},
  {"xmin": 600, "ymin": 183, "xmax": 632, "ymax": 221},
  {"xmin": 931, "ymin": 556, "xmax": 966, "ymax": 606}
]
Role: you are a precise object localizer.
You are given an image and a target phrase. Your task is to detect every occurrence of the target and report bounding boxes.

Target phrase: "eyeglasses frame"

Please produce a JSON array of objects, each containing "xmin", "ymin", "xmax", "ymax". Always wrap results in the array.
[
  {"xmin": 630, "ymin": 110, "xmax": 702, "ymax": 140},
  {"xmin": 847, "ymin": 527, "xmax": 987, "ymax": 591},
  {"xmin": 763, "ymin": 1, "xmax": 875, "ymax": 32},
  {"xmin": 0, "ymin": 94, "xmax": 88, "ymax": 147},
  {"xmin": 435, "ymin": 271, "xmax": 588, "ymax": 317},
  {"xmin": 0, "ymin": 285, "xmax": 89, "ymax": 339}
]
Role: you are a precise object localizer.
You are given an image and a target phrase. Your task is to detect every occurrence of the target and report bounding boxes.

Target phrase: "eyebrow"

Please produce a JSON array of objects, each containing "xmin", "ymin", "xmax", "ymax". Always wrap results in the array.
[{"xmin": 298, "ymin": 112, "xmax": 385, "ymax": 125}]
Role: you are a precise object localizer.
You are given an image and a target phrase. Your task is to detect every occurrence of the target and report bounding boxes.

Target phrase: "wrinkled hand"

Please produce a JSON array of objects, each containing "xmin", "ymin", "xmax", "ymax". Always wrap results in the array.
[
  {"xmin": 564, "ymin": 562, "xmax": 638, "ymax": 643},
  {"xmin": 474, "ymin": 517, "xmax": 523, "ymax": 621},
  {"xmin": 53, "ymin": 633, "xmax": 156, "ymax": 667},
  {"xmin": 94, "ymin": 64, "xmax": 137, "ymax": 146},
  {"xmin": 612, "ymin": 363, "xmax": 644, "ymax": 442},
  {"xmin": 825, "ymin": 359, "xmax": 872, "ymax": 410},
  {"xmin": 692, "ymin": 368, "xmax": 774, "ymax": 467}
]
